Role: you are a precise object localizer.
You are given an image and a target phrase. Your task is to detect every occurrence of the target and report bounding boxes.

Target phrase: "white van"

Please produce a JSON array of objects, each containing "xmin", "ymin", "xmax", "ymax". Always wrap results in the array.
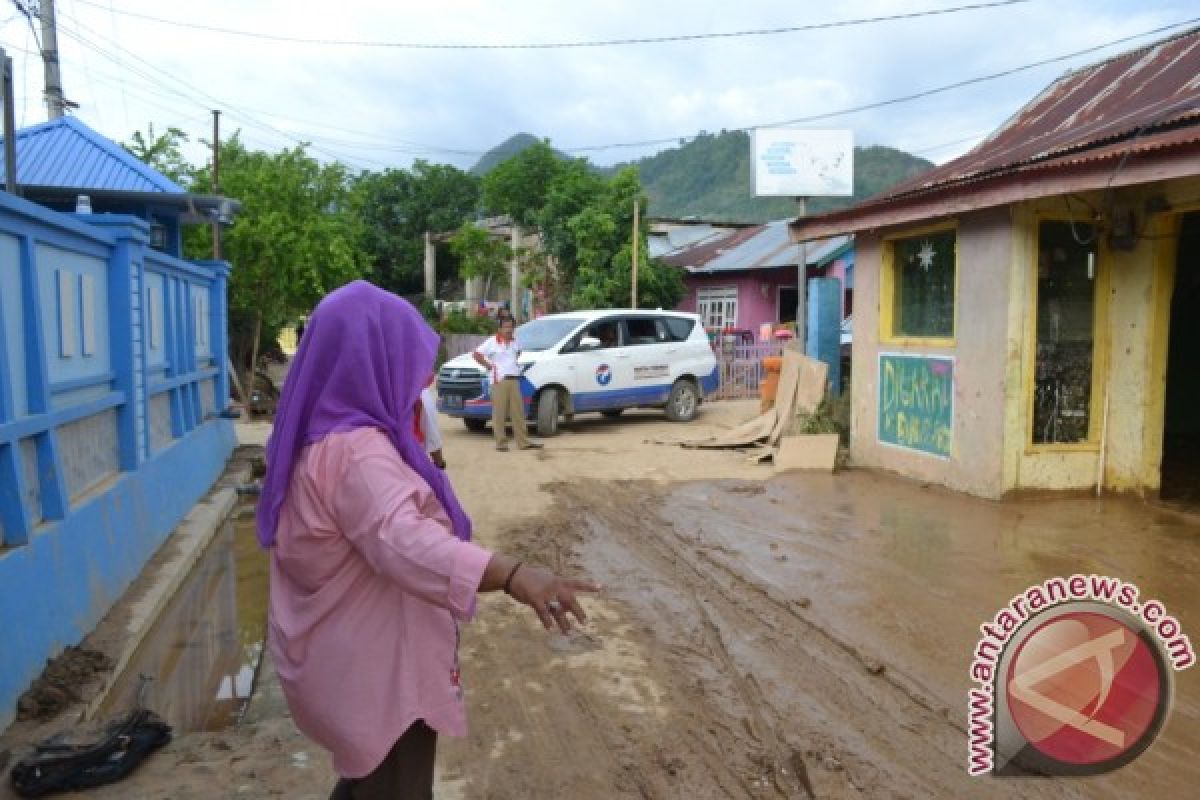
[{"xmin": 437, "ymin": 310, "xmax": 719, "ymax": 436}]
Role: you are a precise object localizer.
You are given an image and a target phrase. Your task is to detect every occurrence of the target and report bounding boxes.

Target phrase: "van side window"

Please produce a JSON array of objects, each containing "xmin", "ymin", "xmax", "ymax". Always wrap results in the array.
[
  {"xmin": 585, "ymin": 320, "xmax": 619, "ymax": 349},
  {"xmin": 625, "ymin": 318, "xmax": 659, "ymax": 345},
  {"xmin": 662, "ymin": 317, "xmax": 695, "ymax": 342}
]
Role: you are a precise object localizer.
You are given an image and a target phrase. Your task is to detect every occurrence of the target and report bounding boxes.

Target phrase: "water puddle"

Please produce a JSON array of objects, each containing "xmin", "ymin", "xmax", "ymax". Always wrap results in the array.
[{"xmin": 94, "ymin": 506, "xmax": 268, "ymax": 732}]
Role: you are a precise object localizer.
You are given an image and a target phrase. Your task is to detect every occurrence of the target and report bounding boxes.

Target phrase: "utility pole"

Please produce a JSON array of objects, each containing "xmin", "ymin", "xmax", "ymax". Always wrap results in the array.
[
  {"xmin": 423, "ymin": 231, "xmax": 436, "ymax": 300},
  {"xmin": 631, "ymin": 197, "xmax": 639, "ymax": 309},
  {"xmin": 1, "ymin": 48, "xmax": 17, "ymax": 195},
  {"xmin": 509, "ymin": 224, "xmax": 520, "ymax": 322},
  {"xmin": 38, "ymin": 0, "xmax": 69, "ymax": 119},
  {"xmin": 795, "ymin": 197, "xmax": 809, "ymax": 354},
  {"xmin": 211, "ymin": 110, "xmax": 221, "ymax": 260}
]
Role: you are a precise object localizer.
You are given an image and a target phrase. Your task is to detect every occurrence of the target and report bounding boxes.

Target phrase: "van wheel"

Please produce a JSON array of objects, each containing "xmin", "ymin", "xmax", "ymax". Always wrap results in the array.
[
  {"xmin": 463, "ymin": 418, "xmax": 488, "ymax": 433},
  {"xmin": 665, "ymin": 380, "xmax": 698, "ymax": 422},
  {"xmin": 536, "ymin": 389, "xmax": 560, "ymax": 436},
  {"xmin": 601, "ymin": 409, "xmax": 623, "ymax": 419}
]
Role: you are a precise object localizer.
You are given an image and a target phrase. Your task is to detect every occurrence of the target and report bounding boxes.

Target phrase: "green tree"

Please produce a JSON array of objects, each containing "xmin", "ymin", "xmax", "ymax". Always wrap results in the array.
[
  {"xmin": 569, "ymin": 167, "xmax": 682, "ymax": 310},
  {"xmin": 190, "ymin": 134, "xmax": 367, "ymax": 392},
  {"xmin": 481, "ymin": 140, "xmax": 563, "ymax": 229},
  {"xmin": 447, "ymin": 222, "xmax": 512, "ymax": 301},
  {"xmin": 122, "ymin": 124, "xmax": 193, "ymax": 186},
  {"xmin": 533, "ymin": 158, "xmax": 606, "ymax": 309},
  {"xmin": 352, "ymin": 161, "xmax": 479, "ymax": 294}
]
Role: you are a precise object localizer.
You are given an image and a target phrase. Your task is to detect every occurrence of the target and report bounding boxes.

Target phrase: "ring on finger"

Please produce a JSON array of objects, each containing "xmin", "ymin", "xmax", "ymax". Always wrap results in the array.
[{"xmin": 546, "ymin": 600, "xmax": 562, "ymax": 613}]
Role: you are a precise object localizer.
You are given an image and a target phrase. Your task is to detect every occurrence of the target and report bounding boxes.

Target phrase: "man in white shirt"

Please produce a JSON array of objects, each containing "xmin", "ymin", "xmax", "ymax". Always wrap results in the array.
[
  {"xmin": 473, "ymin": 317, "xmax": 541, "ymax": 452},
  {"xmin": 419, "ymin": 384, "xmax": 445, "ymax": 468}
]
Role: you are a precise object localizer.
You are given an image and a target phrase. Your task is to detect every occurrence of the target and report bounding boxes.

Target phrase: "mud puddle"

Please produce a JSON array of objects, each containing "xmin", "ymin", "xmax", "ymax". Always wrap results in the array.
[
  {"xmin": 93, "ymin": 507, "xmax": 268, "ymax": 732},
  {"xmin": 441, "ymin": 472, "xmax": 1200, "ymax": 799}
]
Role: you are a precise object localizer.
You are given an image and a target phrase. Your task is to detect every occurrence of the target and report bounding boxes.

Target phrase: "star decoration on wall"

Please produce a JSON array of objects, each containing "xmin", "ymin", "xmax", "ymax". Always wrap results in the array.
[{"xmin": 917, "ymin": 240, "xmax": 936, "ymax": 271}]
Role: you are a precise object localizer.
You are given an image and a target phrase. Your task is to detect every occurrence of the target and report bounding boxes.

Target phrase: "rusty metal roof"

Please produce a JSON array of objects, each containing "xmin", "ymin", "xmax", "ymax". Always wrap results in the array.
[
  {"xmin": 793, "ymin": 25, "xmax": 1200, "ymax": 238},
  {"xmin": 661, "ymin": 224, "xmax": 765, "ymax": 268},
  {"xmin": 671, "ymin": 218, "xmax": 851, "ymax": 274}
]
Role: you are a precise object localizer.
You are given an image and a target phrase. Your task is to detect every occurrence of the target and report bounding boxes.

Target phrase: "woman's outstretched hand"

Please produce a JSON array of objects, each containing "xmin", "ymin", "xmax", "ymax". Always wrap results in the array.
[{"xmin": 506, "ymin": 563, "xmax": 602, "ymax": 634}]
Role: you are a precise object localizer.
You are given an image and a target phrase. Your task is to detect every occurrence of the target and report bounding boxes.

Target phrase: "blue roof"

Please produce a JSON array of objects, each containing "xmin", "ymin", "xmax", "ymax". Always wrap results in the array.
[{"xmin": 0, "ymin": 116, "xmax": 184, "ymax": 193}]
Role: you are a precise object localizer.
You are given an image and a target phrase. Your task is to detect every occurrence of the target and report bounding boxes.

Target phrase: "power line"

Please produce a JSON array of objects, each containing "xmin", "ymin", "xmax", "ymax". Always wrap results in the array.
[
  {"xmin": 69, "ymin": 0, "xmax": 1029, "ymax": 50},
  {"xmin": 51, "ymin": 17, "xmax": 393, "ymax": 169},
  {"xmin": 29, "ymin": 10, "xmax": 1200, "ymax": 173},
  {"xmin": 559, "ymin": 18, "xmax": 1200, "ymax": 153}
]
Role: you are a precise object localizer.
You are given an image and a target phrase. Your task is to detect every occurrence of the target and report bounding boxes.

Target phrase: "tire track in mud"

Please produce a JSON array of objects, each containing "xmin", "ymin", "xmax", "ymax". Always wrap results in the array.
[
  {"xmin": 447, "ymin": 478, "xmax": 1090, "ymax": 799},
  {"xmin": 558, "ymin": 480, "xmax": 1089, "ymax": 800},
  {"xmin": 444, "ymin": 504, "xmax": 713, "ymax": 799}
]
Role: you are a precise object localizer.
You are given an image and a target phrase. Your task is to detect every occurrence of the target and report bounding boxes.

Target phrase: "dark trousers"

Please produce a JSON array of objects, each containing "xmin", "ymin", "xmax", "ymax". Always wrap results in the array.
[{"xmin": 329, "ymin": 721, "xmax": 438, "ymax": 800}]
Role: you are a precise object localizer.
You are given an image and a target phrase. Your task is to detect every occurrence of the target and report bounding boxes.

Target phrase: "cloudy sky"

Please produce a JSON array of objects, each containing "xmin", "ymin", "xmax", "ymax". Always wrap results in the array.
[{"xmin": 0, "ymin": 0, "xmax": 1196, "ymax": 173}]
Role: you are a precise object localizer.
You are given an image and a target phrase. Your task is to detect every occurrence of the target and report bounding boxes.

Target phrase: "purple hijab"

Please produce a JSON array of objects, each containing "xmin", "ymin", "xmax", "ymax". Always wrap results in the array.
[{"xmin": 256, "ymin": 281, "xmax": 472, "ymax": 548}]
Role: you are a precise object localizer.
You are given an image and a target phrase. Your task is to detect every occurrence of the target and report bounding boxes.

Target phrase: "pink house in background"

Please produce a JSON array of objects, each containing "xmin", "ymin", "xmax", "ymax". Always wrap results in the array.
[{"xmin": 658, "ymin": 219, "xmax": 854, "ymax": 336}]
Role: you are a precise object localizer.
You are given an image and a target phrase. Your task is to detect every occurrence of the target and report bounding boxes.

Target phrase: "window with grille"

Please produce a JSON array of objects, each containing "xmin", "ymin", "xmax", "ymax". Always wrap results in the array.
[{"xmin": 697, "ymin": 287, "xmax": 738, "ymax": 330}]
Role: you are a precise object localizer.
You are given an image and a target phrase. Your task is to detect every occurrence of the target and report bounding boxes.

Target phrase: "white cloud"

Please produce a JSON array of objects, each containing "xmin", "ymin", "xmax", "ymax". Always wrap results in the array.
[{"xmin": 1, "ymin": 0, "xmax": 1193, "ymax": 172}]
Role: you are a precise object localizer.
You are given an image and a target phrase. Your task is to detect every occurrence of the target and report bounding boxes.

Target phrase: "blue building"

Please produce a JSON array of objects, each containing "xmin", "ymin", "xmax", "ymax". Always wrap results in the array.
[{"xmin": 0, "ymin": 117, "xmax": 238, "ymax": 727}]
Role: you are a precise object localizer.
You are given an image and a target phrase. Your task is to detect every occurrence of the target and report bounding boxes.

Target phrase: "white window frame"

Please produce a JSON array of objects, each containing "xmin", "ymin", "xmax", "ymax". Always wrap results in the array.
[{"xmin": 697, "ymin": 286, "xmax": 738, "ymax": 330}]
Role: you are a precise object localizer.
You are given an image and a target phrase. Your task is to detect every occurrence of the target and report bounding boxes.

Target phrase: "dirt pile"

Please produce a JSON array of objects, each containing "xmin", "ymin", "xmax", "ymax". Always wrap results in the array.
[{"xmin": 16, "ymin": 648, "xmax": 113, "ymax": 721}]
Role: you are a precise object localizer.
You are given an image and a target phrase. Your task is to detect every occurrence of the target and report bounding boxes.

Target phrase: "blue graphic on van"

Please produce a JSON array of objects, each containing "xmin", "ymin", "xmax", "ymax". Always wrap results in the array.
[{"xmin": 595, "ymin": 363, "xmax": 612, "ymax": 386}]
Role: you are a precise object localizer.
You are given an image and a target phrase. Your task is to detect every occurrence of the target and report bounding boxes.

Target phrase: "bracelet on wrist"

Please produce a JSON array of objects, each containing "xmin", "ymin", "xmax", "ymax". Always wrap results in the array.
[{"xmin": 503, "ymin": 561, "xmax": 523, "ymax": 595}]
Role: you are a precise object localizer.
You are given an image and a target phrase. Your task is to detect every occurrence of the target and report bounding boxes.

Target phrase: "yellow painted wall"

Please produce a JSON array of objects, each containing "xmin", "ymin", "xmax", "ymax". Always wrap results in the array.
[
  {"xmin": 849, "ymin": 176, "xmax": 1200, "ymax": 498},
  {"xmin": 1008, "ymin": 178, "xmax": 1200, "ymax": 495}
]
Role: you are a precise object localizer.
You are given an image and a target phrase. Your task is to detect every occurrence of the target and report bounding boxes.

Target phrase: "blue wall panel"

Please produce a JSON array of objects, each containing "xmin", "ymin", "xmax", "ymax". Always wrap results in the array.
[
  {"xmin": 1, "ymin": 233, "xmax": 27, "ymax": 419},
  {"xmin": 0, "ymin": 419, "xmax": 234, "ymax": 724},
  {"xmin": 0, "ymin": 189, "xmax": 235, "ymax": 729},
  {"xmin": 806, "ymin": 277, "xmax": 842, "ymax": 395},
  {"xmin": 35, "ymin": 243, "xmax": 111, "ymax": 386}
]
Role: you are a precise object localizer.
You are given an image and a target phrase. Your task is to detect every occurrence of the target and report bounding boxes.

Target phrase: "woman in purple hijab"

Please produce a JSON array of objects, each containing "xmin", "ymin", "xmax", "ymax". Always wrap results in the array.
[{"xmin": 259, "ymin": 281, "xmax": 598, "ymax": 799}]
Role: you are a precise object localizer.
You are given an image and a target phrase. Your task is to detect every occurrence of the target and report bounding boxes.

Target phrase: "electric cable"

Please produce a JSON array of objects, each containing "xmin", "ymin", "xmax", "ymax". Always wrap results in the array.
[
  {"xmin": 25, "ymin": 8, "xmax": 1200, "ymax": 176},
  {"xmin": 561, "ymin": 18, "xmax": 1200, "ymax": 153},
  {"xmin": 51, "ymin": 18, "xmax": 393, "ymax": 169},
  {"xmin": 70, "ymin": 0, "xmax": 1030, "ymax": 50}
]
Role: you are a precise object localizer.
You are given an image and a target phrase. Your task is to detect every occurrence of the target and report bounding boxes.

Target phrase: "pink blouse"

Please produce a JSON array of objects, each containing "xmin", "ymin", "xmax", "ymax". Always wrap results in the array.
[{"xmin": 267, "ymin": 427, "xmax": 493, "ymax": 778}]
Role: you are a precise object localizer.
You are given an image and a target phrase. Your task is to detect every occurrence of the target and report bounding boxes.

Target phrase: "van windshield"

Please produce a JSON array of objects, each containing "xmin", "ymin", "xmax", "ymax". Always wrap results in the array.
[{"xmin": 516, "ymin": 317, "xmax": 585, "ymax": 351}]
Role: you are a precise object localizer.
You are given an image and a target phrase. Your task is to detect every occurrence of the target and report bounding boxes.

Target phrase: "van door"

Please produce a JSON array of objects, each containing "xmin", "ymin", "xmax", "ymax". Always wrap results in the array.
[
  {"xmin": 563, "ymin": 318, "xmax": 627, "ymax": 411},
  {"xmin": 621, "ymin": 315, "xmax": 675, "ymax": 406}
]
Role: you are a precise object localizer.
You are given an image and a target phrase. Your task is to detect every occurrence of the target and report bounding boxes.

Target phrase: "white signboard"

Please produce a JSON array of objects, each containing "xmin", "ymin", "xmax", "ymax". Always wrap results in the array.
[{"xmin": 752, "ymin": 128, "xmax": 854, "ymax": 197}]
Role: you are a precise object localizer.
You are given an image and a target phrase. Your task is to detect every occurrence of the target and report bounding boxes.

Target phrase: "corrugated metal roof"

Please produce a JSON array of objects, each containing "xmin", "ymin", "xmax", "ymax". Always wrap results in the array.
[
  {"xmin": 699, "ymin": 220, "xmax": 793, "ymax": 272},
  {"xmin": 0, "ymin": 116, "xmax": 184, "ymax": 193},
  {"xmin": 662, "ymin": 224, "xmax": 764, "ymax": 268},
  {"xmin": 687, "ymin": 221, "xmax": 851, "ymax": 274},
  {"xmin": 794, "ymin": 25, "xmax": 1200, "ymax": 237},
  {"xmin": 648, "ymin": 224, "xmax": 737, "ymax": 258}
]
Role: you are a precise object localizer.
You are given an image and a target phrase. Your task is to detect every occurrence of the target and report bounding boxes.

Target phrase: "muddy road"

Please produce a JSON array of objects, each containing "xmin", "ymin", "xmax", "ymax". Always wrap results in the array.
[
  {"xmin": 441, "ymin": 469, "xmax": 1199, "ymax": 799},
  {"xmin": 4, "ymin": 401, "xmax": 1197, "ymax": 799}
]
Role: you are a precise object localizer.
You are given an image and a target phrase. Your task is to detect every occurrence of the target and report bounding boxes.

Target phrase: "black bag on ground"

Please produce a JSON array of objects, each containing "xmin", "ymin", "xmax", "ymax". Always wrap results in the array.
[{"xmin": 8, "ymin": 708, "xmax": 172, "ymax": 797}]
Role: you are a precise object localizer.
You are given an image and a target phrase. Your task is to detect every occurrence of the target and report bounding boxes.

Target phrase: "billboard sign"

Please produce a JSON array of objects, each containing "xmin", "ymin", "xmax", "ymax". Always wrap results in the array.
[{"xmin": 752, "ymin": 128, "xmax": 854, "ymax": 197}]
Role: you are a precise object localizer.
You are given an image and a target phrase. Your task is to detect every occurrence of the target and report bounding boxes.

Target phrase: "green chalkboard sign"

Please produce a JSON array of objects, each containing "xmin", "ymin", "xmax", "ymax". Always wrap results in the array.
[{"xmin": 878, "ymin": 354, "xmax": 954, "ymax": 457}]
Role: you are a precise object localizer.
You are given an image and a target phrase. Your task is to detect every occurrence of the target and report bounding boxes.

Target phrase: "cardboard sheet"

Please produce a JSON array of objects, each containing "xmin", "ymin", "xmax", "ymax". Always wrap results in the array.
[{"xmin": 774, "ymin": 434, "xmax": 840, "ymax": 472}]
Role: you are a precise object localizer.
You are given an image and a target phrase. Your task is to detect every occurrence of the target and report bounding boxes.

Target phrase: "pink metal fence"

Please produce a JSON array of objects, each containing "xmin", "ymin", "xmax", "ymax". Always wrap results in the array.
[{"xmin": 709, "ymin": 341, "xmax": 786, "ymax": 401}]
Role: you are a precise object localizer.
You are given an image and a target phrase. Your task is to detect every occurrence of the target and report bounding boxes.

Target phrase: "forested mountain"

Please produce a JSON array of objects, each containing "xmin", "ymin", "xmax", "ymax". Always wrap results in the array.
[
  {"xmin": 471, "ymin": 129, "xmax": 934, "ymax": 222},
  {"xmin": 627, "ymin": 130, "xmax": 935, "ymax": 222},
  {"xmin": 470, "ymin": 134, "xmax": 566, "ymax": 176}
]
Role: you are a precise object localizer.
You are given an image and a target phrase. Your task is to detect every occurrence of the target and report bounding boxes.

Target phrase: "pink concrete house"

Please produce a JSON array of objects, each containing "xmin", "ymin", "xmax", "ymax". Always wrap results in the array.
[{"xmin": 662, "ymin": 219, "xmax": 853, "ymax": 336}]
